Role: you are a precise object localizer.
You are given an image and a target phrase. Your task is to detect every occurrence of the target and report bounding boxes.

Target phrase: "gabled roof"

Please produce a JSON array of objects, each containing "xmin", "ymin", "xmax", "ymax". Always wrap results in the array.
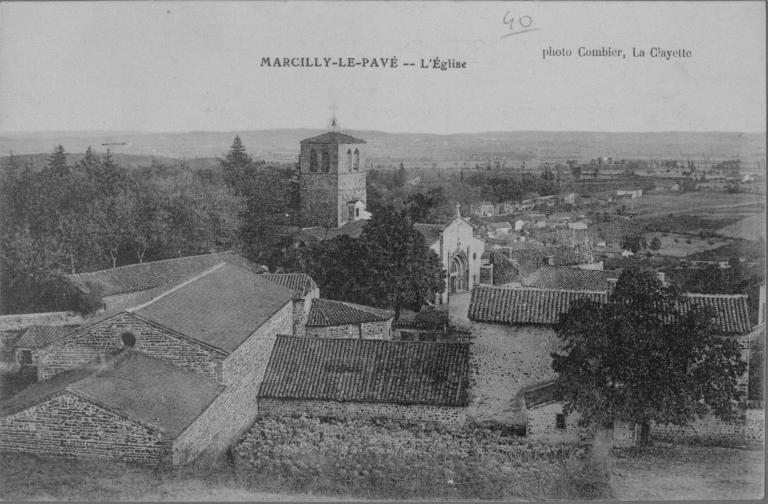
[
  {"xmin": 1, "ymin": 351, "xmax": 224, "ymax": 439},
  {"xmin": 523, "ymin": 382, "xmax": 560, "ymax": 409},
  {"xmin": 131, "ymin": 263, "xmax": 294, "ymax": 353},
  {"xmin": 522, "ymin": 266, "xmax": 620, "ymax": 292},
  {"xmin": 261, "ymin": 273, "xmax": 317, "ymax": 299},
  {"xmin": 300, "ymin": 132, "xmax": 366, "ymax": 144},
  {"xmin": 259, "ymin": 336, "xmax": 470, "ymax": 406},
  {"xmin": 16, "ymin": 325, "xmax": 78, "ymax": 349},
  {"xmin": 66, "ymin": 252, "xmax": 264, "ymax": 297},
  {"xmin": 487, "ymin": 222, "xmax": 512, "ymax": 230},
  {"xmin": 468, "ymin": 286, "xmax": 608, "ymax": 325},
  {"xmin": 413, "ymin": 223, "xmax": 443, "ymax": 246},
  {"xmin": 678, "ymin": 294, "xmax": 751, "ymax": 335},
  {"xmin": 307, "ymin": 299, "xmax": 393, "ymax": 327}
]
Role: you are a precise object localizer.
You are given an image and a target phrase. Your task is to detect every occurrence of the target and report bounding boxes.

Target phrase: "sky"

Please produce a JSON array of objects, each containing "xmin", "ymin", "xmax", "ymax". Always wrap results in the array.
[{"xmin": 0, "ymin": 1, "xmax": 765, "ymax": 135}]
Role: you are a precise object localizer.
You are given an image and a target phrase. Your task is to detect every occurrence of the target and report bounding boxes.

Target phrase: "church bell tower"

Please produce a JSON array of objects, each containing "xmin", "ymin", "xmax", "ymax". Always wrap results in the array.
[{"xmin": 298, "ymin": 118, "xmax": 368, "ymax": 228}]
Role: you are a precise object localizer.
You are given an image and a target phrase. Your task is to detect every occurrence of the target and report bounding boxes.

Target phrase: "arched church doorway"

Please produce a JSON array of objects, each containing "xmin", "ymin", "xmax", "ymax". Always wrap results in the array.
[{"xmin": 449, "ymin": 253, "xmax": 469, "ymax": 294}]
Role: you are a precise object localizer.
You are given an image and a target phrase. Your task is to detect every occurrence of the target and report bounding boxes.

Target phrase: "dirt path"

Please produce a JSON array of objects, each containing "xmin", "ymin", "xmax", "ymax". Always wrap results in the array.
[{"xmin": 610, "ymin": 444, "xmax": 764, "ymax": 501}]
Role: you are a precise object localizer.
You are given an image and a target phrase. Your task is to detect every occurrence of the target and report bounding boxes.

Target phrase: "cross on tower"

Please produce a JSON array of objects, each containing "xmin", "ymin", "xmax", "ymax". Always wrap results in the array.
[{"xmin": 328, "ymin": 103, "xmax": 340, "ymax": 132}]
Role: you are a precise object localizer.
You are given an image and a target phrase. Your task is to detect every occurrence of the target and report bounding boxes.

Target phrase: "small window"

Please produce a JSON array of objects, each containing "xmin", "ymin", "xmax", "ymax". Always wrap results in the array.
[
  {"xmin": 19, "ymin": 350, "xmax": 33, "ymax": 365},
  {"xmin": 355, "ymin": 208, "xmax": 360, "ymax": 217},
  {"xmin": 473, "ymin": 253, "xmax": 477, "ymax": 261},
  {"xmin": 556, "ymin": 414, "xmax": 566, "ymax": 430},
  {"xmin": 309, "ymin": 149, "xmax": 318, "ymax": 172},
  {"xmin": 602, "ymin": 421, "xmax": 615, "ymax": 431},
  {"xmin": 121, "ymin": 332, "xmax": 137, "ymax": 347},
  {"xmin": 321, "ymin": 151, "xmax": 331, "ymax": 173}
]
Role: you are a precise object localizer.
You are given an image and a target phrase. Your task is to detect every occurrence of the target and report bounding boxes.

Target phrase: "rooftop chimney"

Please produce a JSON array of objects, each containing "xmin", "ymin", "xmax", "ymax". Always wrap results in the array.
[
  {"xmin": 545, "ymin": 255, "xmax": 556, "ymax": 266},
  {"xmin": 657, "ymin": 272, "xmax": 666, "ymax": 284},
  {"xmin": 606, "ymin": 278, "xmax": 618, "ymax": 295}
]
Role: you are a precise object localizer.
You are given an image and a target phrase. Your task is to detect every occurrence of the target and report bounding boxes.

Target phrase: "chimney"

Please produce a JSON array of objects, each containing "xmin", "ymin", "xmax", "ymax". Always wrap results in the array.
[
  {"xmin": 606, "ymin": 278, "xmax": 618, "ymax": 295},
  {"xmin": 545, "ymin": 255, "xmax": 555, "ymax": 266},
  {"xmin": 657, "ymin": 272, "xmax": 666, "ymax": 284}
]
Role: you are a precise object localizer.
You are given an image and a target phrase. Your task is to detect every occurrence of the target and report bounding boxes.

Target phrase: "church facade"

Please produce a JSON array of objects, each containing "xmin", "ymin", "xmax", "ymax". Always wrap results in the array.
[{"xmin": 298, "ymin": 129, "xmax": 370, "ymax": 229}]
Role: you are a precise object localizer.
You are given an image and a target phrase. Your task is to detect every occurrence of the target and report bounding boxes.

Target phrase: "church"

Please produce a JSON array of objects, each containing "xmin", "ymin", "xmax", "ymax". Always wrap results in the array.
[{"xmin": 295, "ymin": 122, "xmax": 484, "ymax": 305}]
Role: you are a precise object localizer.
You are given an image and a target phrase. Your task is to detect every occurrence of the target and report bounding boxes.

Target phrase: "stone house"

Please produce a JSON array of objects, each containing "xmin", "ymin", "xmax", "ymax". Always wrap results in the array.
[
  {"xmin": 414, "ymin": 213, "xmax": 485, "ymax": 304},
  {"xmin": 468, "ymin": 285, "xmax": 756, "ymax": 444},
  {"xmin": 260, "ymin": 273, "xmax": 319, "ymax": 336},
  {"xmin": 258, "ymin": 336, "xmax": 470, "ymax": 428},
  {"xmin": 470, "ymin": 201, "xmax": 495, "ymax": 217},
  {"xmin": 1, "ymin": 262, "xmax": 294, "ymax": 465},
  {"xmin": 65, "ymin": 251, "xmax": 267, "ymax": 311},
  {"xmin": 467, "ymin": 286, "xmax": 608, "ymax": 427},
  {"xmin": 13, "ymin": 326, "xmax": 76, "ymax": 377},
  {"xmin": 487, "ymin": 222, "xmax": 513, "ymax": 238},
  {"xmin": 304, "ymin": 298, "xmax": 393, "ymax": 339},
  {"xmin": 519, "ymin": 266, "xmax": 620, "ymax": 292},
  {"xmin": 567, "ymin": 221, "xmax": 588, "ymax": 230}
]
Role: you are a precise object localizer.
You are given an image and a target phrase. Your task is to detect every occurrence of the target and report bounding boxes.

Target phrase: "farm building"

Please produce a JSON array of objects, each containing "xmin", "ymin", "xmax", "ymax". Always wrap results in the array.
[
  {"xmin": 2, "ymin": 262, "xmax": 294, "ymax": 464},
  {"xmin": 260, "ymin": 273, "xmax": 319, "ymax": 336},
  {"xmin": 519, "ymin": 266, "xmax": 620, "ymax": 292},
  {"xmin": 304, "ymin": 299, "xmax": 393, "ymax": 339},
  {"xmin": 258, "ymin": 336, "xmax": 470, "ymax": 428},
  {"xmin": 65, "ymin": 251, "xmax": 267, "ymax": 311}
]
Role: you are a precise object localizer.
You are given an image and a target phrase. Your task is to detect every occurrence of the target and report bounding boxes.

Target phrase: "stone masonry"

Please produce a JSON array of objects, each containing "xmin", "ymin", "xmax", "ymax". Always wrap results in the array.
[{"xmin": 37, "ymin": 313, "xmax": 228, "ymax": 382}]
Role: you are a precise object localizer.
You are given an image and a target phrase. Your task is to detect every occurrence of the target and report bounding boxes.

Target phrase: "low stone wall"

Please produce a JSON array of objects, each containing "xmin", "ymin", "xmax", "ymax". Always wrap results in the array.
[
  {"xmin": 0, "ymin": 312, "xmax": 84, "ymax": 331},
  {"xmin": 306, "ymin": 320, "xmax": 391, "ymax": 340},
  {"xmin": 259, "ymin": 398, "xmax": 467, "ymax": 429},
  {"xmin": 745, "ymin": 403, "xmax": 764, "ymax": 443},
  {"xmin": 0, "ymin": 392, "xmax": 167, "ymax": 463},
  {"xmin": 652, "ymin": 414, "xmax": 746, "ymax": 446}
]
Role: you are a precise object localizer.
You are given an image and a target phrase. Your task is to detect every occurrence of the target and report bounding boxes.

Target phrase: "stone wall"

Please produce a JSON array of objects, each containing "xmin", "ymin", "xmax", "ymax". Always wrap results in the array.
[
  {"xmin": 38, "ymin": 313, "xmax": 227, "ymax": 381},
  {"xmin": 172, "ymin": 302, "xmax": 292, "ymax": 465},
  {"xmin": 468, "ymin": 323, "xmax": 563, "ymax": 426},
  {"xmin": 652, "ymin": 414, "xmax": 746, "ymax": 446},
  {"xmin": 745, "ymin": 405, "xmax": 764, "ymax": 443},
  {"xmin": 0, "ymin": 392, "xmax": 167, "ymax": 463},
  {"xmin": 259, "ymin": 398, "xmax": 467, "ymax": 429},
  {"xmin": 305, "ymin": 320, "xmax": 391, "ymax": 340},
  {"xmin": 0, "ymin": 312, "xmax": 84, "ymax": 331}
]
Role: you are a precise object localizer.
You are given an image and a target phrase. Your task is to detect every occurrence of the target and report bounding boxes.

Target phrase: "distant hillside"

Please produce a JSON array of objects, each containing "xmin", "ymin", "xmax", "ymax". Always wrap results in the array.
[{"xmin": 1, "ymin": 130, "xmax": 765, "ymax": 168}]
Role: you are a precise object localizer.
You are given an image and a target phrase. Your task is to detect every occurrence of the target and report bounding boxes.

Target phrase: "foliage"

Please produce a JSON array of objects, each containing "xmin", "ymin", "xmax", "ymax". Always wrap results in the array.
[
  {"xmin": 620, "ymin": 234, "xmax": 647, "ymax": 253},
  {"xmin": 748, "ymin": 332, "xmax": 764, "ymax": 401},
  {"xmin": 299, "ymin": 207, "xmax": 445, "ymax": 318},
  {"xmin": 552, "ymin": 269, "xmax": 748, "ymax": 436},
  {"xmin": 649, "ymin": 236, "xmax": 662, "ymax": 251}
]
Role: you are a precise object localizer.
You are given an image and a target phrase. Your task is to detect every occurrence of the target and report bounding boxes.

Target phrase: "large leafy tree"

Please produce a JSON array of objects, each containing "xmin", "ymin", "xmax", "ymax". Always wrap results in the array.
[
  {"xmin": 552, "ymin": 269, "xmax": 747, "ymax": 442},
  {"xmin": 300, "ymin": 206, "xmax": 445, "ymax": 318}
]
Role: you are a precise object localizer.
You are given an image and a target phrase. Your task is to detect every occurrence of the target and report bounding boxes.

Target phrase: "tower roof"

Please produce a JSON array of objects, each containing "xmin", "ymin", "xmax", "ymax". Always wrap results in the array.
[{"xmin": 300, "ymin": 132, "xmax": 366, "ymax": 145}]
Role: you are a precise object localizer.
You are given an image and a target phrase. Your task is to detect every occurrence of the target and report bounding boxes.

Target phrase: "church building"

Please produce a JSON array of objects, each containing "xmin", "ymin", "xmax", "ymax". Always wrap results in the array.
[{"xmin": 299, "ymin": 120, "xmax": 371, "ymax": 229}]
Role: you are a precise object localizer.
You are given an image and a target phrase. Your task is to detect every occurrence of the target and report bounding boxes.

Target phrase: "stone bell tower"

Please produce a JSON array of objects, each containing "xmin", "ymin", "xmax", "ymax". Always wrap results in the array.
[{"xmin": 298, "ymin": 118, "xmax": 368, "ymax": 228}]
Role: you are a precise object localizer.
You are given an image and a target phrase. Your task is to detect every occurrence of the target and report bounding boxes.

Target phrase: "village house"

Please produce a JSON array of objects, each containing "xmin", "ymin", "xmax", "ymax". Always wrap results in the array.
[
  {"xmin": 470, "ymin": 201, "xmax": 495, "ymax": 217},
  {"xmin": 260, "ymin": 273, "xmax": 319, "ymax": 336},
  {"xmin": 486, "ymin": 222, "xmax": 513, "ymax": 238},
  {"xmin": 304, "ymin": 298, "xmax": 393, "ymax": 339},
  {"xmin": 616, "ymin": 189, "xmax": 643, "ymax": 199},
  {"xmin": 258, "ymin": 336, "xmax": 470, "ymax": 428},
  {"xmin": 65, "ymin": 251, "xmax": 267, "ymax": 311},
  {"xmin": 1, "ymin": 262, "xmax": 294, "ymax": 465},
  {"xmin": 567, "ymin": 221, "xmax": 589, "ymax": 231}
]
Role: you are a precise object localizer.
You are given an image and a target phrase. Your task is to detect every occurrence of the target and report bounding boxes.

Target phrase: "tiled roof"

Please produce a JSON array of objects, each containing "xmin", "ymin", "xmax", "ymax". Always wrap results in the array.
[
  {"xmin": 259, "ymin": 336, "xmax": 470, "ymax": 406},
  {"xmin": 69, "ymin": 351, "xmax": 224, "ymax": 438},
  {"xmin": 487, "ymin": 222, "xmax": 512, "ymax": 230},
  {"xmin": 1, "ymin": 351, "xmax": 224, "ymax": 439},
  {"xmin": 468, "ymin": 286, "xmax": 608, "ymax": 325},
  {"xmin": 132, "ymin": 263, "xmax": 294, "ymax": 353},
  {"xmin": 523, "ymin": 382, "xmax": 560, "ymax": 409},
  {"xmin": 66, "ymin": 252, "xmax": 264, "ymax": 297},
  {"xmin": 522, "ymin": 266, "xmax": 620, "ymax": 292},
  {"xmin": 16, "ymin": 325, "xmax": 78, "ymax": 349},
  {"xmin": 413, "ymin": 224, "xmax": 442, "ymax": 246},
  {"xmin": 261, "ymin": 273, "xmax": 317, "ymax": 299},
  {"xmin": 300, "ymin": 132, "xmax": 366, "ymax": 144},
  {"xmin": 678, "ymin": 294, "xmax": 751, "ymax": 335},
  {"xmin": 307, "ymin": 299, "xmax": 393, "ymax": 327}
]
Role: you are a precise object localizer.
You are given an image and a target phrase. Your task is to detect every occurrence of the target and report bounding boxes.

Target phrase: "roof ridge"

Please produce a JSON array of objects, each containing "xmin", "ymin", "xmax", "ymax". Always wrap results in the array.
[
  {"xmin": 685, "ymin": 293, "xmax": 749, "ymax": 299},
  {"xmin": 65, "ymin": 251, "xmax": 234, "ymax": 279},
  {"xmin": 478, "ymin": 285, "xmax": 608, "ymax": 295},
  {"xmin": 126, "ymin": 263, "xmax": 225, "ymax": 312}
]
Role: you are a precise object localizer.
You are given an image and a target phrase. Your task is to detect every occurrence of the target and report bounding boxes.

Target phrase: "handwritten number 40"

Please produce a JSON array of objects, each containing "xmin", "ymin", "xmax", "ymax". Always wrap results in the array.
[{"xmin": 502, "ymin": 13, "xmax": 538, "ymax": 38}]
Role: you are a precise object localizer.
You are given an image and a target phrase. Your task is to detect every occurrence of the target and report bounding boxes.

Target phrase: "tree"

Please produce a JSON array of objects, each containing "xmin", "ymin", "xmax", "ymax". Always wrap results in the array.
[
  {"xmin": 541, "ymin": 165, "xmax": 555, "ymax": 181},
  {"xmin": 552, "ymin": 269, "xmax": 747, "ymax": 443},
  {"xmin": 649, "ymin": 236, "xmax": 662, "ymax": 251},
  {"xmin": 221, "ymin": 136, "xmax": 253, "ymax": 190},
  {"xmin": 46, "ymin": 145, "xmax": 69, "ymax": 177},
  {"xmin": 394, "ymin": 162, "xmax": 407, "ymax": 188},
  {"xmin": 620, "ymin": 234, "xmax": 644, "ymax": 253},
  {"xmin": 300, "ymin": 206, "xmax": 444, "ymax": 318}
]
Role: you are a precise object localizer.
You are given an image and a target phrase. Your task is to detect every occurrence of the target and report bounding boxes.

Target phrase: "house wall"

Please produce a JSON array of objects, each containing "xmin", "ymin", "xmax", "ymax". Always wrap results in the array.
[
  {"xmin": 172, "ymin": 302, "xmax": 292, "ymax": 465},
  {"xmin": 305, "ymin": 320, "xmax": 391, "ymax": 340},
  {"xmin": 526, "ymin": 402, "xmax": 583, "ymax": 443},
  {"xmin": 0, "ymin": 312, "xmax": 84, "ymax": 331},
  {"xmin": 38, "ymin": 313, "xmax": 227, "ymax": 381},
  {"xmin": 0, "ymin": 392, "xmax": 167, "ymax": 463},
  {"xmin": 468, "ymin": 323, "xmax": 563, "ymax": 426},
  {"xmin": 259, "ymin": 398, "xmax": 467, "ymax": 429},
  {"xmin": 745, "ymin": 406, "xmax": 764, "ymax": 443}
]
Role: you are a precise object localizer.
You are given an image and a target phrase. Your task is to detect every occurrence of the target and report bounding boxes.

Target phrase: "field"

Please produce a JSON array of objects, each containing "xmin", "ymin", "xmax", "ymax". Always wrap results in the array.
[
  {"xmin": 630, "ymin": 192, "xmax": 765, "ymax": 219},
  {"xmin": 644, "ymin": 232, "xmax": 732, "ymax": 258},
  {"xmin": 611, "ymin": 444, "xmax": 764, "ymax": 501}
]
